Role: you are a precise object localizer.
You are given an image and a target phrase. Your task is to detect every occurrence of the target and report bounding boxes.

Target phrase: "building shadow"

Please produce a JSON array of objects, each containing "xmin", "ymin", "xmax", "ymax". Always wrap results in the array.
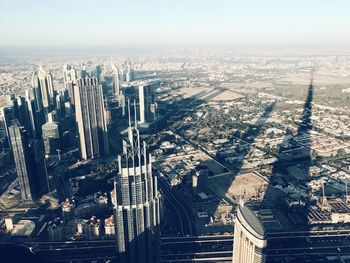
[{"xmin": 262, "ymin": 77, "xmax": 314, "ymax": 226}]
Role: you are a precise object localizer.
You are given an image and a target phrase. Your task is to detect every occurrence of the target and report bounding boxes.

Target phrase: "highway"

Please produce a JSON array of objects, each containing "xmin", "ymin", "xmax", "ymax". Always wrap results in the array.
[
  {"xmin": 157, "ymin": 170, "xmax": 194, "ymax": 236},
  {"xmin": 3, "ymin": 231, "xmax": 350, "ymax": 262}
]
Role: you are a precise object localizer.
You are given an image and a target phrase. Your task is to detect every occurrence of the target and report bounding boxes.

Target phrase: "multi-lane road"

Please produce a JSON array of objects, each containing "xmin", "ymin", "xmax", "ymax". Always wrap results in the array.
[
  {"xmin": 157, "ymin": 169, "xmax": 194, "ymax": 236},
  {"xmin": 3, "ymin": 230, "xmax": 350, "ymax": 262}
]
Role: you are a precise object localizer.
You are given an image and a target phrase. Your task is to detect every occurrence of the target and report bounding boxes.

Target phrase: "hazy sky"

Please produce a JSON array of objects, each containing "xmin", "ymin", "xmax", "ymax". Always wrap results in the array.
[{"xmin": 1, "ymin": 0, "xmax": 350, "ymax": 47}]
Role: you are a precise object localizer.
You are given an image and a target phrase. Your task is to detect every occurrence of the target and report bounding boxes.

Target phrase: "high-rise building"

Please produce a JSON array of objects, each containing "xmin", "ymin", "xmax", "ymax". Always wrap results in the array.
[
  {"xmin": 25, "ymin": 90, "xmax": 38, "ymax": 139},
  {"xmin": 63, "ymin": 64, "xmax": 77, "ymax": 106},
  {"xmin": 1, "ymin": 106, "xmax": 15, "ymax": 150},
  {"xmin": 42, "ymin": 121, "xmax": 60, "ymax": 157},
  {"xmin": 8, "ymin": 120, "xmax": 39, "ymax": 201},
  {"xmin": 112, "ymin": 121, "xmax": 160, "ymax": 263},
  {"xmin": 138, "ymin": 85, "xmax": 156, "ymax": 124},
  {"xmin": 111, "ymin": 62, "xmax": 120, "ymax": 95},
  {"xmin": 37, "ymin": 66, "xmax": 55, "ymax": 118},
  {"xmin": 233, "ymin": 203, "xmax": 267, "ymax": 263},
  {"xmin": 126, "ymin": 65, "xmax": 134, "ymax": 83},
  {"xmin": 74, "ymin": 77, "xmax": 109, "ymax": 159}
]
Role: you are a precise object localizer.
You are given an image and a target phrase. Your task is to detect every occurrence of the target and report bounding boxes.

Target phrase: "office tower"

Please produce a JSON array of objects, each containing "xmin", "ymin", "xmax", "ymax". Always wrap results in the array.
[
  {"xmin": 111, "ymin": 62, "xmax": 120, "ymax": 95},
  {"xmin": 16, "ymin": 96, "xmax": 33, "ymax": 137},
  {"xmin": 120, "ymin": 68, "xmax": 126, "ymax": 82},
  {"xmin": 138, "ymin": 85, "xmax": 155, "ymax": 124},
  {"xmin": 25, "ymin": 90, "xmax": 38, "ymax": 139},
  {"xmin": 112, "ymin": 115, "xmax": 160, "ymax": 263},
  {"xmin": 42, "ymin": 121, "xmax": 60, "ymax": 157},
  {"xmin": 233, "ymin": 203, "xmax": 267, "ymax": 263},
  {"xmin": 126, "ymin": 65, "xmax": 134, "ymax": 82},
  {"xmin": 63, "ymin": 64, "xmax": 77, "ymax": 105},
  {"xmin": 37, "ymin": 66, "xmax": 55, "ymax": 117},
  {"xmin": 74, "ymin": 77, "xmax": 109, "ymax": 159},
  {"xmin": 80, "ymin": 63, "xmax": 89, "ymax": 78},
  {"xmin": 139, "ymin": 85, "xmax": 146, "ymax": 123},
  {"xmin": 31, "ymin": 72, "xmax": 43, "ymax": 111},
  {"xmin": 1, "ymin": 106, "xmax": 15, "ymax": 150},
  {"xmin": 9, "ymin": 120, "xmax": 39, "ymax": 201}
]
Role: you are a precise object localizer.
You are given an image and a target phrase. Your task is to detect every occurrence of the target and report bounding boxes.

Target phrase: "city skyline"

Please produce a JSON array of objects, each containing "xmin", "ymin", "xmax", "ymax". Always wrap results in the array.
[
  {"xmin": 1, "ymin": 2, "xmax": 350, "ymax": 263},
  {"xmin": 1, "ymin": 0, "xmax": 350, "ymax": 47}
]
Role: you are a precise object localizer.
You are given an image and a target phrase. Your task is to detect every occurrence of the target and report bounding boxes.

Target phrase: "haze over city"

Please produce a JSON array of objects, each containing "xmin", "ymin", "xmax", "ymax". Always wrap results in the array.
[{"xmin": 1, "ymin": 1, "xmax": 350, "ymax": 263}]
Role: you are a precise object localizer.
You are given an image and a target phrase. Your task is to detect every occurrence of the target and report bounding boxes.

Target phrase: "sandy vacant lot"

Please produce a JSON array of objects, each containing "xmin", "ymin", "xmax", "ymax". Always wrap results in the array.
[
  {"xmin": 210, "ymin": 172, "xmax": 268, "ymax": 202},
  {"xmin": 174, "ymin": 86, "xmax": 243, "ymax": 102}
]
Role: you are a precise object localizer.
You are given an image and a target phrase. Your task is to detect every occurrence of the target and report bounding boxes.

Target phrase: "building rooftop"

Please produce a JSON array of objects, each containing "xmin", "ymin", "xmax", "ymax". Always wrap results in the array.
[{"xmin": 237, "ymin": 204, "xmax": 265, "ymax": 238}]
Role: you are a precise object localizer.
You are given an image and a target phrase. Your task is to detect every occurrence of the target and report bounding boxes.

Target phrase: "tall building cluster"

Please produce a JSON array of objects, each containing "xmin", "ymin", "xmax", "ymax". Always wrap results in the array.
[
  {"xmin": 0, "ymin": 60, "xmax": 163, "ymax": 262},
  {"xmin": 0, "ymin": 63, "xmax": 113, "ymax": 201}
]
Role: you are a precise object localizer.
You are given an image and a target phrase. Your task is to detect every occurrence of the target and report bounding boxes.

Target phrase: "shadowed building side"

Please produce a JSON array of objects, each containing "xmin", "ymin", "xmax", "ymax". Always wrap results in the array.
[
  {"xmin": 233, "ymin": 203, "xmax": 267, "ymax": 263},
  {"xmin": 9, "ymin": 120, "xmax": 39, "ymax": 201}
]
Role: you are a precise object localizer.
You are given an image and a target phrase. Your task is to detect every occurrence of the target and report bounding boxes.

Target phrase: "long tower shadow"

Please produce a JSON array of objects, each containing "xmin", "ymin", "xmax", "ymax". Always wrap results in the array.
[
  {"xmin": 201, "ymin": 100, "xmax": 276, "ymax": 225},
  {"xmin": 262, "ymin": 77, "xmax": 314, "ymax": 223},
  {"xmin": 152, "ymin": 87, "xmax": 276, "ymax": 234}
]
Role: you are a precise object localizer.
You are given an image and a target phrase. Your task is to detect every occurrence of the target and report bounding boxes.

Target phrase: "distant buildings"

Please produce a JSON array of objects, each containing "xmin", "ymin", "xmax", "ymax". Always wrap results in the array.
[
  {"xmin": 113, "ymin": 123, "xmax": 160, "ymax": 263},
  {"xmin": 74, "ymin": 77, "xmax": 109, "ymax": 159},
  {"xmin": 233, "ymin": 203, "xmax": 267, "ymax": 263}
]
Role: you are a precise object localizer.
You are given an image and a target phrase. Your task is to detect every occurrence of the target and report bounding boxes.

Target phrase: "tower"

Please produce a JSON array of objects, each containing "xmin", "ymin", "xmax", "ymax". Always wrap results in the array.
[
  {"xmin": 138, "ymin": 84, "xmax": 155, "ymax": 124},
  {"xmin": 112, "ymin": 107, "xmax": 160, "ymax": 263},
  {"xmin": 63, "ymin": 64, "xmax": 78, "ymax": 106},
  {"xmin": 110, "ymin": 61, "xmax": 120, "ymax": 95},
  {"xmin": 37, "ymin": 66, "xmax": 55, "ymax": 119},
  {"xmin": 139, "ymin": 85, "xmax": 146, "ymax": 124},
  {"xmin": 42, "ymin": 121, "xmax": 60, "ymax": 157},
  {"xmin": 233, "ymin": 203, "xmax": 267, "ymax": 263},
  {"xmin": 74, "ymin": 77, "xmax": 109, "ymax": 159},
  {"xmin": 8, "ymin": 120, "xmax": 39, "ymax": 201}
]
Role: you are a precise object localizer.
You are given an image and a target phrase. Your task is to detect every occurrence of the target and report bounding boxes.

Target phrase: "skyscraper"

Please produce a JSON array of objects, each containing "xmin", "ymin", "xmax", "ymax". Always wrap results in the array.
[
  {"xmin": 233, "ymin": 203, "xmax": 267, "ymax": 263},
  {"xmin": 9, "ymin": 120, "xmax": 39, "ymax": 201},
  {"xmin": 112, "ymin": 112, "xmax": 160, "ymax": 263},
  {"xmin": 74, "ymin": 77, "xmax": 109, "ymax": 159},
  {"xmin": 111, "ymin": 62, "xmax": 120, "ymax": 95},
  {"xmin": 42, "ymin": 121, "xmax": 60, "ymax": 157},
  {"xmin": 139, "ymin": 85, "xmax": 146, "ymax": 124},
  {"xmin": 126, "ymin": 65, "xmax": 134, "ymax": 83},
  {"xmin": 63, "ymin": 64, "xmax": 77, "ymax": 106},
  {"xmin": 37, "ymin": 66, "xmax": 55, "ymax": 117},
  {"xmin": 138, "ymin": 85, "xmax": 156, "ymax": 124},
  {"xmin": 1, "ymin": 105, "xmax": 15, "ymax": 150}
]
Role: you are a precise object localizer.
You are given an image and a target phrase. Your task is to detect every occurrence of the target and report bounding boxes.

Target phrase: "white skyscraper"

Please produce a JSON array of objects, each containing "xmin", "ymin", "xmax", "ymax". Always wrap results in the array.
[
  {"xmin": 139, "ymin": 85, "xmax": 146, "ymax": 123},
  {"xmin": 233, "ymin": 203, "xmax": 267, "ymax": 263}
]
